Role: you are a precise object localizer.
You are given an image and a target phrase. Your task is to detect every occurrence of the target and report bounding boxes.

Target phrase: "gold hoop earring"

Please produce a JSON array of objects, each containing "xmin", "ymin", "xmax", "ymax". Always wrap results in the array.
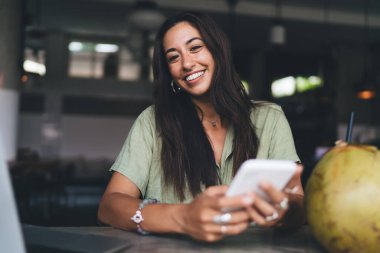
[{"xmin": 171, "ymin": 80, "xmax": 181, "ymax": 94}]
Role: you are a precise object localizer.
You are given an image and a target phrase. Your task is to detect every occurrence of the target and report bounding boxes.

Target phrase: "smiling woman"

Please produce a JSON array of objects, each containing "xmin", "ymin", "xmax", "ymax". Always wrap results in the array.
[
  {"xmin": 98, "ymin": 12, "xmax": 305, "ymax": 242},
  {"xmin": 163, "ymin": 22, "xmax": 215, "ymax": 98}
]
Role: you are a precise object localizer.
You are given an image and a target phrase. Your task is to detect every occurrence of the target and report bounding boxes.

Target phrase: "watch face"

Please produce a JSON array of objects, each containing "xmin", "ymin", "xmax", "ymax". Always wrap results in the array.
[{"xmin": 131, "ymin": 210, "xmax": 144, "ymax": 224}]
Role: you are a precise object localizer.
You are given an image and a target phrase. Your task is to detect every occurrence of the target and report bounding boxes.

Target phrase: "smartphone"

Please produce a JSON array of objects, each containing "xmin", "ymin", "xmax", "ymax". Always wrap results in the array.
[{"xmin": 226, "ymin": 159, "xmax": 297, "ymax": 201}]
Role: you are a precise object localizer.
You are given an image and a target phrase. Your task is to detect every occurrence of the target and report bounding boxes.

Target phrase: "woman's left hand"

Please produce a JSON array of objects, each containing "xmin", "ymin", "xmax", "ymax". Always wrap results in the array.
[{"xmin": 246, "ymin": 165, "xmax": 303, "ymax": 228}]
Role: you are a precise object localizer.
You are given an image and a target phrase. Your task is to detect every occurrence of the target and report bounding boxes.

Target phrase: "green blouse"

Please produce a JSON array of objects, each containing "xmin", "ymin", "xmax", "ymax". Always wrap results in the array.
[{"xmin": 110, "ymin": 102, "xmax": 299, "ymax": 203}]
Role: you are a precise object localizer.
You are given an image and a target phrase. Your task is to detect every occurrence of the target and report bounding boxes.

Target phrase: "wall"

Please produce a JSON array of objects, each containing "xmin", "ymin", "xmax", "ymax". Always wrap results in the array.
[{"xmin": 18, "ymin": 114, "xmax": 136, "ymax": 160}]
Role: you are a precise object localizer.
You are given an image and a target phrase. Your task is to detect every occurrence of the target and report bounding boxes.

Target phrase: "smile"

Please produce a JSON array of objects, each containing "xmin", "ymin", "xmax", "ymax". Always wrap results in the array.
[{"xmin": 185, "ymin": 71, "xmax": 205, "ymax": 82}]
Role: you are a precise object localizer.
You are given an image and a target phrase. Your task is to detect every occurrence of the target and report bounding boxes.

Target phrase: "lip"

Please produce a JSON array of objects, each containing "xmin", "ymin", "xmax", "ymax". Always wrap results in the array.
[{"xmin": 183, "ymin": 70, "xmax": 205, "ymax": 83}]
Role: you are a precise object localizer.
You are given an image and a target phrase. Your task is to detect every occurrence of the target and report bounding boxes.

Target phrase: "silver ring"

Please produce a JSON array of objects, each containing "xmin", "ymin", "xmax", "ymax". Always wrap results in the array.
[
  {"xmin": 221, "ymin": 225, "xmax": 227, "ymax": 234},
  {"xmin": 265, "ymin": 211, "xmax": 279, "ymax": 222},
  {"xmin": 284, "ymin": 186, "xmax": 298, "ymax": 194},
  {"xmin": 213, "ymin": 213, "xmax": 232, "ymax": 224},
  {"xmin": 278, "ymin": 197, "xmax": 289, "ymax": 210}
]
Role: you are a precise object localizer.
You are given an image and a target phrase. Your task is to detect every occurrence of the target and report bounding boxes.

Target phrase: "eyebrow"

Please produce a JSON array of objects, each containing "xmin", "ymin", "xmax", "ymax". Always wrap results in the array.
[{"xmin": 164, "ymin": 37, "xmax": 203, "ymax": 55}]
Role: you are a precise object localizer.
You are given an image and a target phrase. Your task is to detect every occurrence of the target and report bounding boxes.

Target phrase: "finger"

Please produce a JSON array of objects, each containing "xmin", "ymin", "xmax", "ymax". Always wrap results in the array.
[
  {"xmin": 211, "ymin": 193, "xmax": 255, "ymax": 211},
  {"xmin": 206, "ymin": 222, "xmax": 249, "ymax": 235},
  {"xmin": 212, "ymin": 210, "xmax": 250, "ymax": 225},
  {"xmin": 284, "ymin": 164, "xmax": 304, "ymax": 194},
  {"xmin": 253, "ymin": 192, "xmax": 287, "ymax": 226},
  {"xmin": 254, "ymin": 193, "xmax": 277, "ymax": 217},
  {"xmin": 196, "ymin": 201, "xmax": 251, "ymax": 225},
  {"xmin": 258, "ymin": 181, "xmax": 285, "ymax": 205},
  {"xmin": 201, "ymin": 234, "xmax": 224, "ymax": 243},
  {"xmin": 222, "ymin": 222, "xmax": 249, "ymax": 235},
  {"xmin": 227, "ymin": 210, "xmax": 251, "ymax": 224},
  {"xmin": 204, "ymin": 185, "xmax": 229, "ymax": 197},
  {"xmin": 260, "ymin": 182, "xmax": 292, "ymax": 209},
  {"xmin": 294, "ymin": 164, "xmax": 303, "ymax": 178},
  {"xmin": 245, "ymin": 205, "xmax": 267, "ymax": 226},
  {"xmin": 246, "ymin": 204, "xmax": 283, "ymax": 227},
  {"xmin": 191, "ymin": 231, "xmax": 223, "ymax": 242}
]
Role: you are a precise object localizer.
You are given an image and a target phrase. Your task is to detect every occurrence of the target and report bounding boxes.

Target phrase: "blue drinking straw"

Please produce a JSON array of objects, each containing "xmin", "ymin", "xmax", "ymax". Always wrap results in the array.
[{"xmin": 345, "ymin": 112, "xmax": 355, "ymax": 143}]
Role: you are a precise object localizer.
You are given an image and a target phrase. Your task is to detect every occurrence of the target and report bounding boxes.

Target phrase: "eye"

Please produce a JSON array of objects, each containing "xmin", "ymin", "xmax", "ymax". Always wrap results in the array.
[
  {"xmin": 167, "ymin": 54, "xmax": 179, "ymax": 63},
  {"xmin": 190, "ymin": 45, "xmax": 203, "ymax": 52}
]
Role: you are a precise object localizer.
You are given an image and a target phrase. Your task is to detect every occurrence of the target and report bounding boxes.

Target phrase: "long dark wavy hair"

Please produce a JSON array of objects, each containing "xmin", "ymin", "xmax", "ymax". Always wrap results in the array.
[{"xmin": 153, "ymin": 12, "xmax": 259, "ymax": 201}]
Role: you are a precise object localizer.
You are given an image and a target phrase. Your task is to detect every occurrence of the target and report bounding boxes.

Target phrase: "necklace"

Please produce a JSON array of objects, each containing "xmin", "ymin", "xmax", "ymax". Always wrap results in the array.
[{"xmin": 206, "ymin": 119, "xmax": 218, "ymax": 128}]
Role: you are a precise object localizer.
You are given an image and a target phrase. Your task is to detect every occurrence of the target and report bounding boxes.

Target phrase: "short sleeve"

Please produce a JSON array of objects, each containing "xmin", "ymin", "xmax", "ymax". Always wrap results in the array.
[
  {"xmin": 110, "ymin": 107, "xmax": 155, "ymax": 196},
  {"xmin": 268, "ymin": 107, "xmax": 300, "ymax": 162}
]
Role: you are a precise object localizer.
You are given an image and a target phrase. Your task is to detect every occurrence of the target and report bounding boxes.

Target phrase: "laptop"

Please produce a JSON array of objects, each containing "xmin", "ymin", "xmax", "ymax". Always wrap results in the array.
[
  {"xmin": 0, "ymin": 133, "xmax": 26, "ymax": 253},
  {"xmin": 0, "ymin": 132, "xmax": 130, "ymax": 253}
]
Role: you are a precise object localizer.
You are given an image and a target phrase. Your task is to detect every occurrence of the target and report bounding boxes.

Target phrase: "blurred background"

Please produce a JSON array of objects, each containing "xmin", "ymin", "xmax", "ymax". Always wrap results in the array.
[{"xmin": 0, "ymin": 0, "xmax": 379, "ymax": 227}]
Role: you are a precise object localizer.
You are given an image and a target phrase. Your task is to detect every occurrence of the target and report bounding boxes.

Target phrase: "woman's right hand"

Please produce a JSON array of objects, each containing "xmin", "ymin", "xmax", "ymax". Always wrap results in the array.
[{"xmin": 175, "ymin": 185, "xmax": 255, "ymax": 242}]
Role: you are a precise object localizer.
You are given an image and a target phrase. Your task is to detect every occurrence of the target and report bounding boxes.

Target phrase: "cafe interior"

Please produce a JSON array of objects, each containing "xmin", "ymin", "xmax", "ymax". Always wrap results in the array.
[{"xmin": 1, "ymin": 0, "xmax": 380, "ymax": 231}]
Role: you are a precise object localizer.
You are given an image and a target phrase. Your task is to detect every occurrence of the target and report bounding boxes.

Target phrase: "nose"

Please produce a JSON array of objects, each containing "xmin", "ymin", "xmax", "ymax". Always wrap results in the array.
[{"xmin": 181, "ymin": 52, "xmax": 195, "ymax": 71}]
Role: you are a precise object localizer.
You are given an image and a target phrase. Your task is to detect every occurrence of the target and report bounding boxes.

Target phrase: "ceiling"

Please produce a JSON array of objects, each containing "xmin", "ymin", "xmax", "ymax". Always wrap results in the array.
[{"xmin": 24, "ymin": 0, "xmax": 380, "ymax": 54}]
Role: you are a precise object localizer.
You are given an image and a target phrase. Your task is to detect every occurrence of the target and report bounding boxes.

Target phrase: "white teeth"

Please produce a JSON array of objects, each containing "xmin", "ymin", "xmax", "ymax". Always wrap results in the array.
[{"xmin": 186, "ymin": 71, "xmax": 204, "ymax": 81}]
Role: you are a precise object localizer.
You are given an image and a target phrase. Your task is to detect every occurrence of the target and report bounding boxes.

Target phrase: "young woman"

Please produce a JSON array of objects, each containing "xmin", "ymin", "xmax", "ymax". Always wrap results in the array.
[{"xmin": 98, "ymin": 12, "xmax": 304, "ymax": 242}]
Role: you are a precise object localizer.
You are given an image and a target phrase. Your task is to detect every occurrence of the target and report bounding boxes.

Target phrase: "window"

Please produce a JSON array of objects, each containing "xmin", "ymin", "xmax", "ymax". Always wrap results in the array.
[
  {"xmin": 271, "ymin": 75, "xmax": 323, "ymax": 98},
  {"xmin": 23, "ymin": 48, "xmax": 46, "ymax": 76},
  {"xmin": 68, "ymin": 41, "xmax": 141, "ymax": 80}
]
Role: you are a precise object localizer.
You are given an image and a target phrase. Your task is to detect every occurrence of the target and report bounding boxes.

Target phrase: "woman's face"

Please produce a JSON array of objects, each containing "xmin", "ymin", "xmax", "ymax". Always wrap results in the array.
[{"xmin": 163, "ymin": 22, "xmax": 215, "ymax": 98}]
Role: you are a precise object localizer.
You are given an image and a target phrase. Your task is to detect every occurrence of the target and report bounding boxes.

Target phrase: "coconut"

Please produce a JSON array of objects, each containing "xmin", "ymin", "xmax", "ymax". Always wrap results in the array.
[{"xmin": 305, "ymin": 144, "xmax": 380, "ymax": 253}]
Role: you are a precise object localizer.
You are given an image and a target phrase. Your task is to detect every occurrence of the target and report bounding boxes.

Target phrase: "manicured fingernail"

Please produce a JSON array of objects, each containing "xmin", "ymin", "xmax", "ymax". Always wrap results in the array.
[{"xmin": 242, "ymin": 195, "xmax": 254, "ymax": 204}]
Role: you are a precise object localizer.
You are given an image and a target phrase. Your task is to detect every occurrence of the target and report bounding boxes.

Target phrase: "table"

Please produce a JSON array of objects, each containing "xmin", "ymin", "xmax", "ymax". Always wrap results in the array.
[{"xmin": 23, "ymin": 224, "xmax": 327, "ymax": 253}]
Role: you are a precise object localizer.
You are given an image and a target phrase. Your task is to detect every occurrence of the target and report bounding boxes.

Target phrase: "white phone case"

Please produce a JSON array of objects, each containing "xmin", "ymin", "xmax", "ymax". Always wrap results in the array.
[{"xmin": 226, "ymin": 159, "xmax": 297, "ymax": 201}]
